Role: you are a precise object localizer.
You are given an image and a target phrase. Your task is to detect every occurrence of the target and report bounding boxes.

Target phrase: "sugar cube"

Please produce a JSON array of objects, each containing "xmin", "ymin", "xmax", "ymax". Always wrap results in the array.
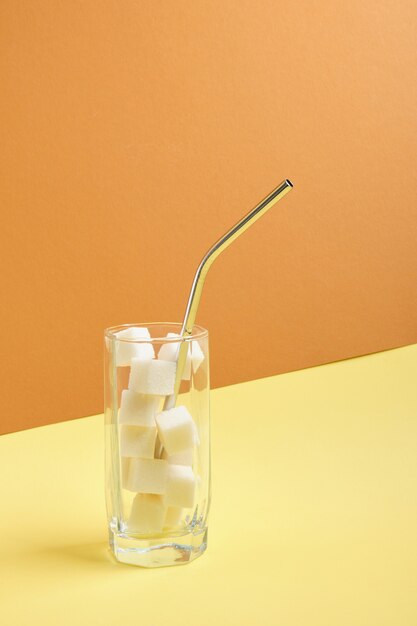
[
  {"xmin": 165, "ymin": 464, "xmax": 196, "ymax": 508},
  {"xmin": 158, "ymin": 333, "xmax": 204, "ymax": 380},
  {"xmin": 120, "ymin": 425, "xmax": 157, "ymax": 459},
  {"xmin": 125, "ymin": 457, "xmax": 168, "ymax": 494},
  {"xmin": 129, "ymin": 358, "xmax": 176, "ymax": 395},
  {"xmin": 164, "ymin": 506, "xmax": 183, "ymax": 529},
  {"xmin": 155, "ymin": 405, "xmax": 194, "ymax": 455},
  {"xmin": 118, "ymin": 389, "xmax": 159, "ymax": 427},
  {"xmin": 162, "ymin": 447, "xmax": 194, "ymax": 466},
  {"xmin": 114, "ymin": 326, "xmax": 155, "ymax": 366},
  {"xmin": 127, "ymin": 493, "xmax": 165, "ymax": 534}
]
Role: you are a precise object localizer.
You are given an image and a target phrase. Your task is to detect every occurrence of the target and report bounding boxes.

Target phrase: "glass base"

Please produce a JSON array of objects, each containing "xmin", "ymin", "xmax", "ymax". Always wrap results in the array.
[{"xmin": 109, "ymin": 526, "xmax": 208, "ymax": 568}]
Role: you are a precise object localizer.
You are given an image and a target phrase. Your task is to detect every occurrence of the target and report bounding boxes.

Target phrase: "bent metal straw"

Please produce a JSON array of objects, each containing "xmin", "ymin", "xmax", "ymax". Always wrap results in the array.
[{"xmin": 164, "ymin": 178, "xmax": 293, "ymax": 411}]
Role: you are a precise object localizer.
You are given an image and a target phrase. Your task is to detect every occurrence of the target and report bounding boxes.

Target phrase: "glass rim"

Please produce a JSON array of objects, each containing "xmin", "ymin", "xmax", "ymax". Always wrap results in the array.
[{"xmin": 104, "ymin": 322, "xmax": 208, "ymax": 343}]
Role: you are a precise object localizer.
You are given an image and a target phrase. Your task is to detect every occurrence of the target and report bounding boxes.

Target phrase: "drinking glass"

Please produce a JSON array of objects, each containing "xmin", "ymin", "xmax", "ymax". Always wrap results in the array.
[{"xmin": 104, "ymin": 322, "xmax": 210, "ymax": 567}]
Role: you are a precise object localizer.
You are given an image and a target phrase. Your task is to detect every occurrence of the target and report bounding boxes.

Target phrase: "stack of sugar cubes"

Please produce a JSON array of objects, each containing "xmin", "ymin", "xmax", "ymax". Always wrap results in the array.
[{"xmin": 116, "ymin": 327, "xmax": 204, "ymax": 534}]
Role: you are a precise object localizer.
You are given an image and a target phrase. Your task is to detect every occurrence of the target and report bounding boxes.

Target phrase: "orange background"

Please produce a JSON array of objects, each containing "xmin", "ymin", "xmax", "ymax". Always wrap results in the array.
[{"xmin": 1, "ymin": 1, "xmax": 417, "ymax": 435}]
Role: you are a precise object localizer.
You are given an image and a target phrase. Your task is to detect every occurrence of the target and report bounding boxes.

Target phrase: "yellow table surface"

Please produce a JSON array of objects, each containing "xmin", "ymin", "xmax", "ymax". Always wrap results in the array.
[{"xmin": 1, "ymin": 345, "xmax": 417, "ymax": 625}]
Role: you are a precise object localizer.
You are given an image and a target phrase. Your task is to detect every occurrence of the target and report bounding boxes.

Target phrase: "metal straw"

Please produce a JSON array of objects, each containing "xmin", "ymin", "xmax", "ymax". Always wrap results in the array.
[{"xmin": 164, "ymin": 178, "xmax": 293, "ymax": 410}]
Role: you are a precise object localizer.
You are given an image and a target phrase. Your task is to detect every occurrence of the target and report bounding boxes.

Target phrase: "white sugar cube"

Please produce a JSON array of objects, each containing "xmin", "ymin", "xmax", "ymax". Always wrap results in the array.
[
  {"xmin": 165, "ymin": 464, "xmax": 196, "ymax": 508},
  {"xmin": 158, "ymin": 333, "xmax": 204, "ymax": 380},
  {"xmin": 155, "ymin": 405, "xmax": 194, "ymax": 455},
  {"xmin": 114, "ymin": 326, "xmax": 155, "ymax": 366},
  {"xmin": 162, "ymin": 447, "xmax": 194, "ymax": 466},
  {"xmin": 164, "ymin": 506, "xmax": 183, "ymax": 529},
  {"xmin": 125, "ymin": 457, "xmax": 168, "ymax": 494},
  {"xmin": 129, "ymin": 358, "xmax": 176, "ymax": 395},
  {"xmin": 120, "ymin": 425, "xmax": 157, "ymax": 459},
  {"xmin": 127, "ymin": 494, "xmax": 165, "ymax": 534},
  {"xmin": 118, "ymin": 389, "xmax": 159, "ymax": 427}
]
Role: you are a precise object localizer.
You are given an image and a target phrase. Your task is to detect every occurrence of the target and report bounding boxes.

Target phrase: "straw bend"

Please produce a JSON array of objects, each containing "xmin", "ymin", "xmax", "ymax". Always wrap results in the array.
[{"xmin": 164, "ymin": 178, "xmax": 293, "ymax": 409}]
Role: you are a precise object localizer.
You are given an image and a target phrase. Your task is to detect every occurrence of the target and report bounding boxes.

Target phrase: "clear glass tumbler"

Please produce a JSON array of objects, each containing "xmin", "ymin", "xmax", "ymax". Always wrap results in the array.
[{"xmin": 104, "ymin": 322, "xmax": 210, "ymax": 567}]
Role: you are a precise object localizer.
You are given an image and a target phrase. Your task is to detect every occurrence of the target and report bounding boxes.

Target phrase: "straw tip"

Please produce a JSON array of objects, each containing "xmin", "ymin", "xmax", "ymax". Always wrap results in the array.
[{"xmin": 285, "ymin": 179, "xmax": 294, "ymax": 188}]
